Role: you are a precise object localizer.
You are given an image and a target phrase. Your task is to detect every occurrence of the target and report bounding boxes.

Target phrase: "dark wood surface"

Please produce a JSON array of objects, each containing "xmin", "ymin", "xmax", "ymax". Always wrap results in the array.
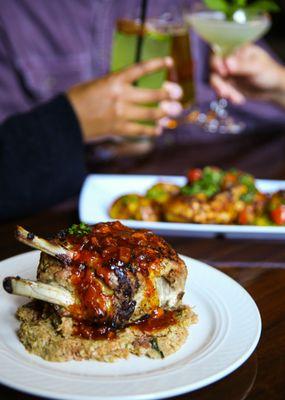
[{"xmin": 1, "ymin": 134, "xmax": 285, "ymax": 400}]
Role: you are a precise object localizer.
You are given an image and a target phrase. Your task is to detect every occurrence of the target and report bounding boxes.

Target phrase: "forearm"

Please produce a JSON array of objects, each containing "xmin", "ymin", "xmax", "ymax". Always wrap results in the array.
[{"xmin": 0, "ymin": 95, "xmax": 86, "ymax": 221}]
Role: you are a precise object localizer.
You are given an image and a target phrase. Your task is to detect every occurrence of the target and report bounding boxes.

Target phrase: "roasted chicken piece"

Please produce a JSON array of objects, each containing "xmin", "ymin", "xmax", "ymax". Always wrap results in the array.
[
  {"xmin": 3, "ymin": 222, "xmax": 187, "ymax": 330},
  {"xmin": 164, "ymin": 186, "xmax": 246, "ymax": 224},
  {"xmin": 165, "ymin": 167, "xmax": 267, "ymax": 224},
  {"xmin": 109, "ymin": 194, "xmax": 161, "ymax": 221}
]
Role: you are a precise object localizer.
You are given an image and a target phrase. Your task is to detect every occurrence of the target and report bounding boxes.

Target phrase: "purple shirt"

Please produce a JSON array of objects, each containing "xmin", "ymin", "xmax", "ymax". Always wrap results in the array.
[{"xmin": 0, "ymin": 0, "xmax": 284, "ymax": 140}]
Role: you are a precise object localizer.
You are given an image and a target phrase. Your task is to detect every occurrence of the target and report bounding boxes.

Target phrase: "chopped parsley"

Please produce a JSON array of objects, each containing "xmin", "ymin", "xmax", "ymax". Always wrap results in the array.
[
  {"xmin": 240, "ymin": 191, "xmax": 256, "ymax": 203},
  {"xmin": 181, "ymin": 167, "xmax": 224, "ymax": 198},
  {"xmin": 239, "ymin": 173, "xmax": 254, "ymax": 187},
  {"xmin": 68, "ymin": 223, "xmax": 91, "ymax": 236},
  {"xmin": 238, "ymin": 173, "xmax": 257, "ymax": 203}
]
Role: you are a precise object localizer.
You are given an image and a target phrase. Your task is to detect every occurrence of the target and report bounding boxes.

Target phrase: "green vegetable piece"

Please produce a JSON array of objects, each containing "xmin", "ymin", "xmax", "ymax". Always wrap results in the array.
[
  {"xmin": 121, "ymin": 194, "xmax": 139, "ymax": 205},
  {"xmin": 150, "ymin": 338, "xmax": 164, "ymax": 358},
  {"xmin": 146, "ymin": 186, "xmax": 166, "ymax": 201}
]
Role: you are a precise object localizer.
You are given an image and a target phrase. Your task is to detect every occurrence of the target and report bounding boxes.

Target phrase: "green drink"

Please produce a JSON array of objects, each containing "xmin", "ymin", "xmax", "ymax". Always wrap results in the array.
[{"xmin": 111, "ymin": 19, "xmax": 195, "ymax": 105}]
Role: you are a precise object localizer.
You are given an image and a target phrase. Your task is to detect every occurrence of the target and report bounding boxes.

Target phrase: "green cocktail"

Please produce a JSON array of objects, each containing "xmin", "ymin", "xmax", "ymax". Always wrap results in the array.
[{"xmin": 111, "ymin": 18, "xmax": 194, "ymax": 105}]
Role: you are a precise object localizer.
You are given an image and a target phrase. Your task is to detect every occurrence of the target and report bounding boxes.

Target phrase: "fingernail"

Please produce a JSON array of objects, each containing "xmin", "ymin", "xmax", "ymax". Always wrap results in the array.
[
  {"xmin": 163, "ymin": 81, "xmax": 183, "ymax": 100},
  {"xmin": 159, "ymin": 117, "xmax": 170, "ymax": 128},
  {"xmin": 160, "ymin": 101, "xmax": 183, "ymax": 117},
  {"xmin": 235, "ymin": 95, "xmax": 246, "ymax": 105},
  {"xmin": 220, "ymin": 64, "xmax": 228, "ymax": 77},
  {"xmin": 226, "ymin": 58, "xmax": 237, "ymax": 72},
  {"xmin": 165, "ymin": 57, "xmax": 174, "ymax": 67},
  {"xmin": 159, "ymin": 117, "xmax": 178, "ymax": 129}
]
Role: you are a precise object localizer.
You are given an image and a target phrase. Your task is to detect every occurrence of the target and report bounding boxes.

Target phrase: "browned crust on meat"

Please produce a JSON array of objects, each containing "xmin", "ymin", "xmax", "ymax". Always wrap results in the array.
[{"xmin": 37, "ymin": 251, "xmax": 188, "ymax": 324}]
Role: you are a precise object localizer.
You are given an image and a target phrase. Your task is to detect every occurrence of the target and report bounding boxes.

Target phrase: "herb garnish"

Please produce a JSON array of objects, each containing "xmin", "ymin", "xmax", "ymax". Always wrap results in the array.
[
  {"xmin": 181, "ymin": 167, "xmax": 224, "ymax": 198},
  {"xmin": 150, "ymin": 338, "xmax": 165, "ymax": 358},
  {"xmin": 203, "ymin": 0, "xmax": 279, "ymax": 21},
  {"xmin": 239, "ymin": 173, "xmax": 257, "ymax": 203},
  {"xmin": 68, "ymin": 223, "xmax": 91, "ymax": 236}
]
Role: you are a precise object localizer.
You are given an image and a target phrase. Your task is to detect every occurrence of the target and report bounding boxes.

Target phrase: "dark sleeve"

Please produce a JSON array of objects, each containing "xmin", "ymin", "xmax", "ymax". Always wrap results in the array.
[{"xmin": 0, "ymin": 94, "xmax": 86, "ymax": 221}]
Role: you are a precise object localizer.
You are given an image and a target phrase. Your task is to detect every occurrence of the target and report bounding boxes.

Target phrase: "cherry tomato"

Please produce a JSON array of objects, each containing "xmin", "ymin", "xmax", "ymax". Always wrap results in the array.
[
  {"xmin": 271, "ymin": 205, "xmax": 285, "ymax": 225},
  {"xmin": 224, "ymin": 173, "xmax": 237, "ymax": 184},
  {"xmin": 238, "ymin": 209, "xmax": 249, "ymax": 225},
  {"xmin": 187, "ymin": 168, "xmax": 202, "ymax": 183}
]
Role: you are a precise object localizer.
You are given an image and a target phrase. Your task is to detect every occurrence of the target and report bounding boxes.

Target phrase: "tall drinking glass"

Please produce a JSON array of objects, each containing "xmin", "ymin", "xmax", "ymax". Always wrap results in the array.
[
  {"xmin": 112, "ymin": 14, "xmax": 195, "ymax": 106},
  {"xmin": 111, "ymin": 15, "xmax": 195, "ymax": 105},
  {"xmin": 108, "ymin": 2, "xmax": 196, "ymax": 158}
]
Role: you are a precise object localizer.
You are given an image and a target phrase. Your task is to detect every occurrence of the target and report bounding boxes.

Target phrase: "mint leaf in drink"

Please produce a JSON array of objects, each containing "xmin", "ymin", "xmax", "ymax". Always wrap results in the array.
[
  {"xmin": 236, "ymin": 0, "xmax": 247, "ymax": 6},
  {"xmin": 203, "ymin": 0, "xmax": 229, "ymax": 13},
  {"xmin": 247, "ymin": 1, "xmax": 280, "ymax": 13},
  {"xmin": 203, "ymin": 0, "xmax": 279, "ymax": 20}
]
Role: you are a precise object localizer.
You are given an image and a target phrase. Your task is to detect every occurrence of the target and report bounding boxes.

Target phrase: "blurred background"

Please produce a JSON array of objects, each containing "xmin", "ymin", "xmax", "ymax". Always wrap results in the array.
[
  {"xmin": 267, "ymin": 0, "xmax": 285, "ymax": 60},
  {"xmin": 1, "ymin": 0, "xmax": 285, "ymax": 220}
]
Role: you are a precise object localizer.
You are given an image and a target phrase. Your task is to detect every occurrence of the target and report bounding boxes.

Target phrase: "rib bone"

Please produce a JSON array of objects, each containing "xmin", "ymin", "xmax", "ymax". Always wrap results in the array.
[
  {"xmin": 3, "ymin": 277, "xmax": 75, "ymax": 307},
  {"xmin": 15, "ymin": 226, "xmax": 73, "ymax": 263}
]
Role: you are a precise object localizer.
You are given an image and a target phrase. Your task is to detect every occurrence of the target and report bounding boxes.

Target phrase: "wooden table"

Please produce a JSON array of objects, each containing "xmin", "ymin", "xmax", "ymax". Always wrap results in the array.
[{"xmin": 1, "ymin": 136, "xmax": 285, "ymax": 400}]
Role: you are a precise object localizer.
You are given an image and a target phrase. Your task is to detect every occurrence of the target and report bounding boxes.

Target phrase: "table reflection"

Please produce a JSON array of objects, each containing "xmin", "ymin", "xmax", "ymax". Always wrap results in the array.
[{"xmin": 177, "ymin": 354, "xmax": 257, "ymax": 400}]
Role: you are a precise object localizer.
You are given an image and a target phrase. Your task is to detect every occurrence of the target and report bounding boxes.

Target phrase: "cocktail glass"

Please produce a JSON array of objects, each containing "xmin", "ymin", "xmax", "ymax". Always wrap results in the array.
[{"xmin": 184, "ymin": 10, "xmax": 271, "ymax": 134}]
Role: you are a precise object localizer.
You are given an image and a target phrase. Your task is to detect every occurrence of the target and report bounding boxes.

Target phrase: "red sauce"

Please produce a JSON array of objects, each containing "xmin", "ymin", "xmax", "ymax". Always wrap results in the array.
[
  {"xmin": 72, "ymin": 309, "xmax": 177, "ymax": 340},
  {"xmin": 134, "ymin": 309, "xmax": 177, "ymax": 333},
  {"xmin": 67, "ymin": 221, "xmax": 177, "ymax": 277},
  {"xmin": 73, "ymin": 321, "xmax": 116, "ymax": 340}
]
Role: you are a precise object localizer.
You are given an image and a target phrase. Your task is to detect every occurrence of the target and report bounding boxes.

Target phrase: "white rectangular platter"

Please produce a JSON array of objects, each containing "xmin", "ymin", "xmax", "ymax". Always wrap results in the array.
[{"xmin": 79, "ymin": 174, "xmax": 285, "ymax": 239}]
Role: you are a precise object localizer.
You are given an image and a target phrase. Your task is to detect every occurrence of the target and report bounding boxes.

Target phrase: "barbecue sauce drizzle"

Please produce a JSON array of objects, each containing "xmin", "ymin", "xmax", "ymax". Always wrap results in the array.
[{"xmin": 62, "ymin": 221, "xmax": 179, "ymax": 340}]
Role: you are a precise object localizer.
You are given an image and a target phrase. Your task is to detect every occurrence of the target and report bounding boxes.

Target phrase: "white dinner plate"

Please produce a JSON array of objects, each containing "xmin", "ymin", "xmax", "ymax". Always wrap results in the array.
[
  {"xmin": 79, "ymin": 174, "xmax": 285, "ymax": 238},
  {"xmin": 0, "ymin": 251, "xmax": 261, "ymax": 400}
]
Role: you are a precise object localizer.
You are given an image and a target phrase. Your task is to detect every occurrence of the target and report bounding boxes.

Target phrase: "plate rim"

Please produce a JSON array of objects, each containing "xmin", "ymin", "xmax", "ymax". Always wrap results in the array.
[{"xmin": 0, "ymin": 251, "xmax": 262, "ymax": 400}]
